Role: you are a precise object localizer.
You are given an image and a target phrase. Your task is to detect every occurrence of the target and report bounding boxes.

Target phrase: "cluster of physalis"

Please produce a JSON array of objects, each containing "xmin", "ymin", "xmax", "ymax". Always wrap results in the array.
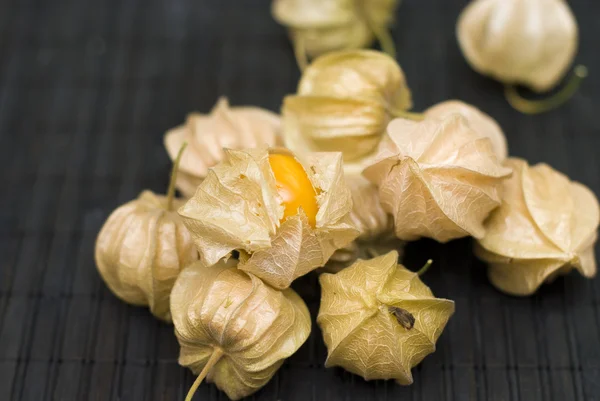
[{"xmin": 94, "ymin": 1, "xmax": 598, "ymax": 400}]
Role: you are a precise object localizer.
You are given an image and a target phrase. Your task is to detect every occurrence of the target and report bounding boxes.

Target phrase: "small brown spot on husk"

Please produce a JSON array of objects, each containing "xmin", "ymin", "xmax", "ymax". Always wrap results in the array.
[{"xmin": 389, "ymin": 306, "xmax": 415, "ymax": 330}]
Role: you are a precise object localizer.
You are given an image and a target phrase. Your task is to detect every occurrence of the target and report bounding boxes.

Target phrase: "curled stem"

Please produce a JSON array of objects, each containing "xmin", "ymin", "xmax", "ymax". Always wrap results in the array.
[
  {"xmin": 369, "ymin": 21, "xmax": 396, "ymax": 59},
  {"xmin": 185, "ymin": 348, "xmax": 224, "ymax": 401},
  {"xmin": 417, "ymin": 259, "xmax": 433, "ymax": 276},
  {"xmin": 293, "ymin": 35, "xmax": 308, "ymax": 72},
  {"xmin": 357, "ymin": 0, "xmax": 396, "ymax": 58},
  {"xmin": 166, "ymin": 142, "xmax": 188, "ymax": 211},
  {"xmin": 505, "ymin": 65, "xmax": 588, "ymax": 115}
]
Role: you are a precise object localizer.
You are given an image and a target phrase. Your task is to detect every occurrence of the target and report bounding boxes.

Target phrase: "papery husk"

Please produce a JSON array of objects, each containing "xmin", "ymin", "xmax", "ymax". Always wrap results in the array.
[
  {"xmin": 95, "ymin": 191, "xmax": 199, "ymax": 322},
  {"xmin": 457, "ymin": 0, "xmax": 578, "ymax": 92},
  {"xmin": 272, "ymin": 0, "xmax": 399, "ymax": 58},
  {"xmin": 475, "ymin": 158, "xmax": 599, "ymax": 296},
  {"xmin": 425, "ymin": 100, "xmax": 508, "ymax": 161},
  {"xmin": 282, "ymin": 49, "xmax": 412, "ymax": 176},
  {"xmin": 326, "ymin": 174, "xmax": 396, "ymax": 271},
  {"xmin": 318, "ymin": 251, "xmax": 455, "ymax": 384},
  {"xmin": 178, "ymin": 147, "xmax": 359, "ymax": 289},
  {"xmin": 347, "ymin": 175, "xmax": 393, "ymax": 241},
  {"xmin": 171, "ymin": 260, "xmax": 311, "ymax": 400},
  {"xmin": 364, "ymin": 114, "xmax": 513, "ymax": 242},
  {"xmin": 164, "ymin": 97, "xmax": 281, "ymax": 198}
]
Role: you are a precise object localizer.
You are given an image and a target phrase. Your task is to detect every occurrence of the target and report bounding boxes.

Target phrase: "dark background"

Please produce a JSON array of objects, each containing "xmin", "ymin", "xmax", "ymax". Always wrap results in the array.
[{"xmin": 1, "ymin": 0, "xmax": 599, "ymax": 400}]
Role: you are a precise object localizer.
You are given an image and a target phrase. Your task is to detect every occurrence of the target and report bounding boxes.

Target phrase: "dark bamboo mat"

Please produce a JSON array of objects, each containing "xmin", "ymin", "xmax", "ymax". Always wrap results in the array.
[{"xmin": 1, "ymin": 0, "xmax": 599, "ymax": 400}]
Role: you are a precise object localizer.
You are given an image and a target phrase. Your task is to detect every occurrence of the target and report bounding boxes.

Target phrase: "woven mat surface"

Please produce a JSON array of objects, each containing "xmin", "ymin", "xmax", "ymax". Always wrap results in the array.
[{"xmin": 1, "ymin": 0, "xmax": 600, "ymax": 400}]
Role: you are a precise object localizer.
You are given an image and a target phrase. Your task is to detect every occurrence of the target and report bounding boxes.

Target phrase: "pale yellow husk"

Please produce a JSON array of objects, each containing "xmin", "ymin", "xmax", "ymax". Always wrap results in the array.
[
  {"xmin": 347, "ymin": 175, "xmax": 393, "ymax": 241},
  {"xmin": 457, "ymin": 0, "xmax": 578, "ymax": 92},
  {"xmin": 327, "ymin": 174, "xmax": 396, "ymax": 270},
  {"xmin": 178, "ymin": 147, "xmax": 359, "ymax": 289},
  {"xmin": 318, "ymin": 251, "xmax": 455, "ymax": 384},
  {"xmin": 475, "ymin": 158, "xmax": 599, "ymax": 296},
  {"xmin": 282, "ymin": 49, "xmax": 412, "ymax": 176},
  {"xmin": 171, "ymin": 260, "xmax": 311, "ymax": 400},
  {"xmin": 364, "ymin": 114, "xmax": 513, "ymax": 242},
  {"xmin": 95, "ymin": 191, "xmax": 199, "ymax": 322},
  {"xmin": 272, "ymin": 0, "xmax": 399, "ymax": 57},
  {"xmin": 164, "ymin": 97, "xmax": 281, "ymax": 197},
  {"xmin": 425, "ymin": 100, "xmax": 508, "ymax": 161}
]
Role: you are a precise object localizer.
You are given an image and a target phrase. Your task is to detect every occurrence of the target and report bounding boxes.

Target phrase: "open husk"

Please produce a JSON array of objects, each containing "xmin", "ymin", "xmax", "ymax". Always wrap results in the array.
[
  {"xmin": 271, "ymin": 0, "xmax": 400, "ymax": 60},
  {"xmin": 95, "ymin": 191, "xmax": 199, "ymax": 321},
  {"xmin": 318, "ymin": 251, "xmax": 455, "ymax": 384},
  {"xmin": 164, "ymin": 98, "xmax": 281, "ymax": 197},
  {"xmin": 457, "ymin": 0, "xmax": 578, "ymax": 92},
  {"xmin": 425, "ymin": 100, "xmax": 508, "ymax": 161},
  {"xmin": 178, "ymin": 147, "xmax": 359, "ymax": 289},
  {"xmin": 282, "ymin": 49, "xmax": 412, "ymax": 176},
  {"xmin": 364, "ymin": 114, "xmax": 512, "ymax": 242},
  {"xmin": 475, "ymin": 158, "xmax": 599, "ymax": 296},
  {"xmin": 172, "ymin": 259, "xmax": 311, "ymax": 400}
]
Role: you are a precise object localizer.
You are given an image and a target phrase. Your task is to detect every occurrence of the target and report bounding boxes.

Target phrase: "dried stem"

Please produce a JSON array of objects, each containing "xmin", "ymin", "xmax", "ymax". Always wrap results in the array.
[
  {"xmin": 417, "ymin": 259, "xmax": 433, "ymax": 276},
  {"xmin": 293, "ymin": 35, "xmax": 308, "ymax": 72},
  {"xmin": 166, "ymin": 142, "xmax": 188, "ymax": 211},
  {"xmin": 357, "ymin": 0, "xmax": 396, "ymax": 58},
  {"xmin": 185, "ymin": 348, "xmax": 224, "ymax": 401},
  {"xmin": 505, "ymin": 65, "xmax": 588, "ymax": 115}
]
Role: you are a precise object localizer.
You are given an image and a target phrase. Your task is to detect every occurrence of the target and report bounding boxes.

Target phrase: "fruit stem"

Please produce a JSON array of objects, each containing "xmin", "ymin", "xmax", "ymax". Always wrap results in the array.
[
  {"xmin": 417, "ymin": 259, "xmax": 433, "ymax": 276},
  {"xmin": 166, "ymin": 142, "xmax": 187, "ymax": 211},
  {"xmin": 357, "ymin": 0, "xmax": 396, "ymax": 58},
  {"xmin": 185, "ymin": 348, "xmax": 224, "ymax": 401},
  {"xmin": 504, "ymin": 65, "xmax": 588, "ymax": 115},
  {"xmin": 293, "ymin": 35, "xmax": 308, "ymax": 72}
]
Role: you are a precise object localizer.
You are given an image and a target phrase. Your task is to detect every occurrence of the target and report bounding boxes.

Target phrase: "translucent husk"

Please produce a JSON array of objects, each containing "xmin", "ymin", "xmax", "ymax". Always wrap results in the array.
[
  {"xmin": 475, "ymin": 158, "xmax": 599, "ymax": 296},
  {"xmin": 178, "ymin": 147, "xmax": 359, "ymax": 289},
  {"xmin": 318, "ymin": 251, "xmax": 455, "ymax": 384},
  {"xmin": 363, "ymin": 114, "xmax": 513, "ymax": 242},
  {"xmin": 172, "ymin": 260, "xmax": 311, "ymax": 400},
  {"xmin": 424, "ymin": 100, "xmax": 508, "ymax": 161},
  {"xmin": 94, "ymin": 144, "xmax": 199, "ymax": 322},
  {"xmin": 457, "ymin": 0, "xmax": 584, "ymax": 113},
  {"xmin": 369, "ymin": 99, "xmax": 510, "ymax": 162},
  {"xmin": 282, "ymin": 49, "xmax": 413, "ymax": 176},
  {"xmin": 164, "ymin": 97, "xmax": 281, "ymax": 198}
]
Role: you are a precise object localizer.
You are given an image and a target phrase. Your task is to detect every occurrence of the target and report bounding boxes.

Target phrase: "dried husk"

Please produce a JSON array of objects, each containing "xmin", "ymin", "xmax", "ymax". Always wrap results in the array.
[
  {"xmin": 475, "ymin": 158, "xmax": 599, "ymax": 296},
  {"xmin": 164, "ymin": 97, "xmax": 281, "ymax": 198},
  {"xmin": 318, "ymin": 251, "xmax": 455, "ymax": 384},
  {"xmin": 425, "ymin": 100, "xmax": 508, "ymax": 161},
  {"xmin": 326, "ymin": 174, "xmax": 397, "ymax": 271},
  {"xmin": 283, "ymin": 49, "xmax": 412, "ymax": 176},
  {"xmin": 271, "ymin": 0, "xmax": 399, "ymax": 58},
  {"xmin": 347, "ymin": 175, "xmax": 393, "ymax": 241},
  {"xmin": 457, "ymin": 0, "xmax": 578, "ymax": 92},
  {"xmin": 178, "ymin": 147, "xmax": 359, "ymax": 289},
  {"xmin": 95, "ymin": 191, "xmax": 199, "ymax": 322},
  {"xmin": 171, "ymin": 259, "xmax": 311, "ymax": 400},
  {"xmin": 363, "ymin": 114, "xmax": 513, "ymax": 242}
]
